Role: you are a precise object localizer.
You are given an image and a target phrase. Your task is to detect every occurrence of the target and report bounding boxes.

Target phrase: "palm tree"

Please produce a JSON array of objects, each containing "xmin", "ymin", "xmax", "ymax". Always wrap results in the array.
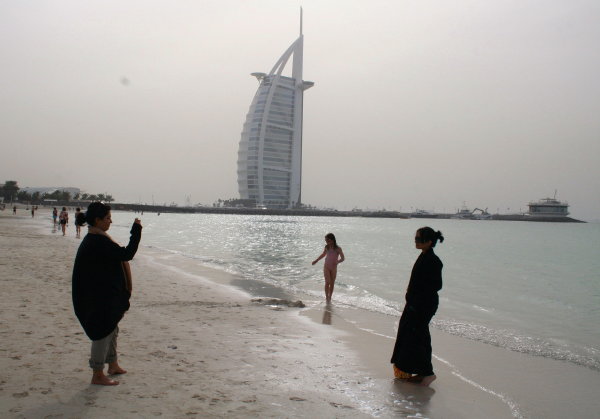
[
  {"xmin": 60, "ymin": 191, "xmax": 71, "ymax": 202},
  {"xmin": 17, "ymin": 190, "xmax": 31, "ymax": 202},
  {"xmin": 2, "ymin": 180, "xmax": 19, "ymax": 202}
]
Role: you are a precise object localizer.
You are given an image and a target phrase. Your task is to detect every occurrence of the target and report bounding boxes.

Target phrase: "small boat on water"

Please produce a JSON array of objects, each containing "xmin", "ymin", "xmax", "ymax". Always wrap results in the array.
[
  {"xmin": 451, "ymin": 204, "xmax": 492, "ymax": 220},
  {"xmin": 410, "ymin": 209, "xmax": 437, "ymax": 218},
  {"xmin": 527, "ymin": 193, "xmax": 569, "ymax": 218},
  {"xmin": 452, "ymin": 206, "xmax": 473, "ymax": 219}
]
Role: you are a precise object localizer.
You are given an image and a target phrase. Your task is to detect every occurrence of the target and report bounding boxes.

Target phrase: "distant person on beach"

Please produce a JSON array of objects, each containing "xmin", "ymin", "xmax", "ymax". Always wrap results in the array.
[
  {"xmin": 31, "ymin": 206, "xmax": 35, "ymax": 218},
  {"xmin": 59, "ymin": 207, "xmax": 68, "ymax": 236},
  {"xmin": 391, "ymin": 227, "xmax": 444, "ymax": 387},
  {"xmin": 52, "ymin": 207, "xmax": 58, "ymax": 224},
  {"xmin": 72, "ymin": 202, "xmax": 142, "ymax": 386},
  {"xmin": 13, "ymin": 206, "xmax": 16, "ymax": 215},
  {"xmin": 74, "ymin": 207, "xmax": 85, "ymax": 238},
  {"xmin": 312, "ymin": 233, "xmax": 345, "ymax": 302}
]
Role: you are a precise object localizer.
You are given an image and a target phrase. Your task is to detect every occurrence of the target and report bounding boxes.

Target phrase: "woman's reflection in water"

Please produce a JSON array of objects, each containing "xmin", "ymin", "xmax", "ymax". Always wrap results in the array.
[
  {"xmin": 388, "ymin": 379, "xmax": 435, "ymax": 416},
  {"xmin": 322, "ymin": 302, "xmax": 333, "ymax": 325}
]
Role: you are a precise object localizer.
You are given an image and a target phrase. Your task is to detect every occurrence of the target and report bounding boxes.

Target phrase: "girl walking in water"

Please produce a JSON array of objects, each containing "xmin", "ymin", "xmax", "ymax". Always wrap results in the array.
[{"xmin": 312, "ymin": 233, "xmax": 345, "ymax": 302}]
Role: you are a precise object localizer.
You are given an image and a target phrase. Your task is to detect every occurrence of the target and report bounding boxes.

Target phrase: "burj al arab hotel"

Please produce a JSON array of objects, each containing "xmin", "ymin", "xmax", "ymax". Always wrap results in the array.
[{"xmin": 237, "ymin": 15, "xmax": 314, "ymax": 209}]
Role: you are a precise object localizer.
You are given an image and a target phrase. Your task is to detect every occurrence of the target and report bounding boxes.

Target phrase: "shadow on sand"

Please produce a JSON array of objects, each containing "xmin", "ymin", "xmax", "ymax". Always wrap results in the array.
[{"xmin": 20, "ymin": 385, "xmax": 103, "ymax": 418}]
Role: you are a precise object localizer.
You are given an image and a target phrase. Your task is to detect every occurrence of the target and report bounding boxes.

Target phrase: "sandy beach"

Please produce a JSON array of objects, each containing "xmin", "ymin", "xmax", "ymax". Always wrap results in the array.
[{"xmin": 2, "ymin": 207, "xmax": 600, "ymax": 418}]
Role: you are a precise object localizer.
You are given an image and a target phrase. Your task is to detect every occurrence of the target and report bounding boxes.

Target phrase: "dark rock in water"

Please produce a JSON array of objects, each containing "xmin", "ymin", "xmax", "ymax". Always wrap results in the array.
[{"xmin": 251, "ymin": 298, "xmax": 306, "ymax": 308}]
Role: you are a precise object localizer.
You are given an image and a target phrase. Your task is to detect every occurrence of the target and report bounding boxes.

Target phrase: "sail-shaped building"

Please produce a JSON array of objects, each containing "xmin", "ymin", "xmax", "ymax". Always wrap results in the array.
[{"xmin": 237, "ymin": 18, "xmax": 313, "ymax": 209}]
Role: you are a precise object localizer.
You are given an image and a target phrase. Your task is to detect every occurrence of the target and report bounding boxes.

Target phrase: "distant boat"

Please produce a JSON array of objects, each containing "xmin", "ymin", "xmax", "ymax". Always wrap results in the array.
[
  {"xmin": 472, "ymin": 208, "xmax": 493, "ymax": 220},
  {"xmin": 410, "ymin": 209, "xmax": 437, "ymax": 218},
  {"xmin": 527, "ymin": 193, "xmax": 569, "ymax": 217},
  {"xmin": 451, "ymin": 204, "xmax": 492, "ymax": 220}
]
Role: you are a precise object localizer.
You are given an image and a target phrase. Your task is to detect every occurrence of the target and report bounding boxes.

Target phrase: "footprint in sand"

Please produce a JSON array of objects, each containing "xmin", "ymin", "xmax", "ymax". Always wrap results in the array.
[{"xmin": 330, "ymin": 402, "xmax": 354, "ymax": 409}]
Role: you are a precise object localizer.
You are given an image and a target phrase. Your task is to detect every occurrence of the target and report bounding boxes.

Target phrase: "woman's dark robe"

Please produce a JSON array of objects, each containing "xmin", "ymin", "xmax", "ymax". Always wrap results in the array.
[
  {"xmin": 391, "ymin": 248, "xmax": 443, "ymax": 376},
  {"xmin": 72, "ymin": 223, "xmax": 142, "ymax": 341}
]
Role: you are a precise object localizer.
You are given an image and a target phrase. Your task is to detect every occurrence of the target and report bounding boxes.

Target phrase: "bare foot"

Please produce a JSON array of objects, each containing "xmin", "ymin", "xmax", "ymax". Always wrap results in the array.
[
  {"xmin": 407, "ymin": 374, "xmax": 436, "ymax": 386},
  {"xmin": 393, "ymin": 365, "xmax": 413, "ymax": 379},
  {"xmin": 407, "ymin": 375, "xmax": 423, "ymax": 383},
  {"xmin": 107, "ymin": 364, "xmax": 127, "ymax": 375},
  {"xmin": 91, "ymin": 372, "xmax": 119, "ymax": 386}
]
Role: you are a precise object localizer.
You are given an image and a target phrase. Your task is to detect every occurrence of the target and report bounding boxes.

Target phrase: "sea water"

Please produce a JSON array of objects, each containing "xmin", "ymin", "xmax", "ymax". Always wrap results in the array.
[{"xmin": 107, "ymin": 212, "xmax": 600, "ymax": 372}]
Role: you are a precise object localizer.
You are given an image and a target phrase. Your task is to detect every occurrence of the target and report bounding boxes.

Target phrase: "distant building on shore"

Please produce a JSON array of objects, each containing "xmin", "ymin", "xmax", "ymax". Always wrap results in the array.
[
  {"xmin": 236, "ymin": 12, "xmax": 314, "ymax": 209},
  {"xmin": 21, "ymin": 186, "xmax": 81, "ymax": 196},
  {"xmin": 527, "ymin": 195, "xmax": 570, "ymax": 218}
]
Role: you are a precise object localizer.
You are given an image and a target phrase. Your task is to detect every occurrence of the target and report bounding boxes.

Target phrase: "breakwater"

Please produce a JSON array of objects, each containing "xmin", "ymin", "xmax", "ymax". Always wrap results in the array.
[{"xmin": 109, "ymin": 203, "xmax": 584, "ymax": 222}]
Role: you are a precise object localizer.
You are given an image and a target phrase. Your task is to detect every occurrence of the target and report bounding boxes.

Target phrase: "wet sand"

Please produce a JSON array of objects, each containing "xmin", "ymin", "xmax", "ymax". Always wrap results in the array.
[
  {"xmin": 1, "ymin": 207, "xmax": 599, "ymax": 418},
  {"xmin": 301, "ymin": 303, "xmax": 600, "ymax": 419}
]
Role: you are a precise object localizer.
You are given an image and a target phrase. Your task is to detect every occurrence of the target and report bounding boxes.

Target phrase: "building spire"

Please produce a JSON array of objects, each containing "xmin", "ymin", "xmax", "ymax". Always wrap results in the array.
[{"xmin": 237, "ymin": 11, "xmax": 312, "ymax": 209}]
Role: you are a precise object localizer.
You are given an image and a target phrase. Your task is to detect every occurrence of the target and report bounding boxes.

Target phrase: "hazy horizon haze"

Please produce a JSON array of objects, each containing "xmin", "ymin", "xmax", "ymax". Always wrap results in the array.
[{"xmin": 1, "ymin": 1, "xmax": 599, "ymax": 220}]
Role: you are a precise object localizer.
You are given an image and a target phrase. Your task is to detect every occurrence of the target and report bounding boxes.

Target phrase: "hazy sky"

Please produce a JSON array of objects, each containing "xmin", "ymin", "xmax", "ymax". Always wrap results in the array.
[{"xmin": 1, "ymin": 0, "xmax": 599, "ymax": 220}]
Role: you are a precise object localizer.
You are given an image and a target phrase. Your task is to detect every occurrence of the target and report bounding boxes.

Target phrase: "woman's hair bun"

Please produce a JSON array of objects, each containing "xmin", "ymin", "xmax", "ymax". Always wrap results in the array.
[
  {"xmin": 417, "ymin": 227, "xmax": 444, "ymax": 247},
  {"xmin": 437, "ymin": 231, "xmax": 445, "ymax": 243}
]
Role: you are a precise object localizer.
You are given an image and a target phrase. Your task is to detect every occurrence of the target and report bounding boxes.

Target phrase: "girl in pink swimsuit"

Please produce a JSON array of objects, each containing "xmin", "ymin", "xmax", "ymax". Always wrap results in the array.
[{"xmin": 312, "ymin": 233, "xmax": 345, "ymax": 302}]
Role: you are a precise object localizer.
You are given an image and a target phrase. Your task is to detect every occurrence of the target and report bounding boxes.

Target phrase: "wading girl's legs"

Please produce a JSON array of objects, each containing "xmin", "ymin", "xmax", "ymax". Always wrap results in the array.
[
  {"xmin": 324, "ymin": 267, "xmax": 337, "ymax": 302},
  {"xmin": 323, "ymin": 268, "xmax": 331, "ymax": 301}
]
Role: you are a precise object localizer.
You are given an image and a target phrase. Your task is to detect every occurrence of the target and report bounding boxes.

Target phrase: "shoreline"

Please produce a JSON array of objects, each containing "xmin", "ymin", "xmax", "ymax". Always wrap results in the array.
[
  {"xmin": 0, "ymin": 210, "xmax": 373, "ymax": 418},
  {"xmin": 5, "ymin": 203, "xmax": 586, "ymax": 223},
  {"xmin": 2, "ymin": 209, "xmax": 599, "ymax": 418}
]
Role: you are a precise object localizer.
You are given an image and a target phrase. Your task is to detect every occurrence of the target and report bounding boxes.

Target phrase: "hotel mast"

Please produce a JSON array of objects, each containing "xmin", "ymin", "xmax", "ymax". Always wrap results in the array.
[{"xmin": 237, "ymin": 11, "xmax": 314, "ymax": 209}]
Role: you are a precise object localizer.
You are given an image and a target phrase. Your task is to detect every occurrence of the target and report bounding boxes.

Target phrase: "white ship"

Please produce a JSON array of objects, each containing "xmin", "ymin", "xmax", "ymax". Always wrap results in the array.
[
  {"xmin": 527, "ymin": 192, "xmax": 569, "ymax": 217},
  {"xmin": 451, "ymin": 204, "xmax": 492, "ymax": 220},
  {"xmin": 410, "ymin": 209, "xmax": 437, "ymax": 218}
]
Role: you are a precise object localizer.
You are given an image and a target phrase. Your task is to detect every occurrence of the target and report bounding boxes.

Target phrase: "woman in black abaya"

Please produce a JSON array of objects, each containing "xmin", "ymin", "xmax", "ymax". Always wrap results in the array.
[
  {"xmin": 72, "ymin": 202, "xmax": 142, "ymax": 385},
  {"xmin": 391, "ymin": 227, "xmax": 444, "ymax": 386}
]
